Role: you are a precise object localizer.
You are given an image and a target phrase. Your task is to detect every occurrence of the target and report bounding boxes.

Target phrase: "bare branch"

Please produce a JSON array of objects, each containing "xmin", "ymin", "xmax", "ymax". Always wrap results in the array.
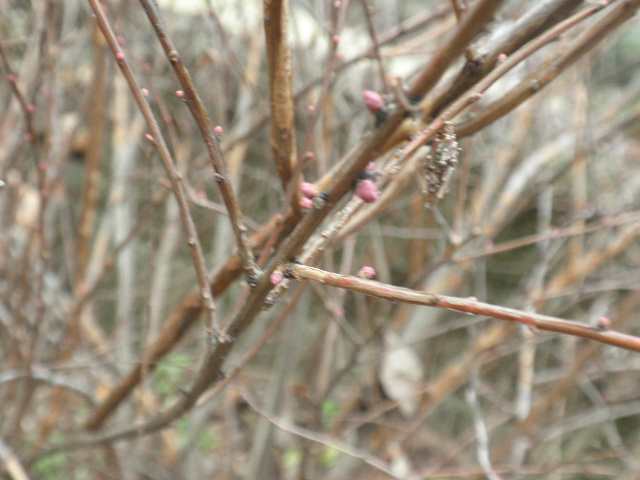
[
  {"xmin": 286, "ymin": 263, "xmax": 640, "ymax": 353},
  {"xmin": 138, "ymin": 0, "xmax": 259, "ymax": 279}
]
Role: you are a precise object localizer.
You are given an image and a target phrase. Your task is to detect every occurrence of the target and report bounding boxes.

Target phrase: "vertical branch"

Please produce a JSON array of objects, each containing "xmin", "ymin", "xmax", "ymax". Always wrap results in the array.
[
  {"xmin": 75, "ymin": 26, "xmax": 107, "ymax": 285},
  {"xmin": 264, "ymin": 0, "xmax": 299, "ymax": 196}
]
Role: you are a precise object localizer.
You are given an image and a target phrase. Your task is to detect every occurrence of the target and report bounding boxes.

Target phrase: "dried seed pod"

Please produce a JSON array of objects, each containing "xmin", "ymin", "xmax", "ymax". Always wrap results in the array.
[{"xmin": 420, "ymin": 122, "xmax": 459, "ymax": 208}]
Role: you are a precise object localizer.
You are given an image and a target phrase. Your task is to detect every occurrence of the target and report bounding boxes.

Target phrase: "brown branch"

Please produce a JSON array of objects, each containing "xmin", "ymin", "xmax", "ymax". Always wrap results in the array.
[
  {"xmin": 286, "ymin": 263, "xmax": 640, "ymax": 353},
  {"xmin": 431, "ymin": 0, "xmax": 584, "ymax": 116},
  {"xmin": 222, "ymin": 4, "xmax": 451, "ymax": 152},
  {"xmin": 264, "ymin": 0, "xmax": 299, "ymax": 196},
  {"xmin": 455, "ymin": 212, "xmax": 640, "ymax": 263},
  {"xmin": 490, "ymin": 291, "xmax": 640, "ymax": 464},
  {"xmin": 457, "ymin": 0, "xmax": 640, "ymax": 136},
  {"xmin": 408, "ymin": 0, "xmax": 505, "ymax": 101},
  {"xmin": 81, "ymin": 213, "xmax": 280, "ymax": 430},
  {"xmin": 72, "ymin": 0, "xmax": 640, "ymax": 452}
]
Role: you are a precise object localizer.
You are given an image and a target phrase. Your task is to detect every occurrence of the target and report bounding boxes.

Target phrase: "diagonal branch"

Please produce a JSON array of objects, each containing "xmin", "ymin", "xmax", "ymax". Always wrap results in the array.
[
  {"xmin": 408, "ymin": 0, "xmax": 505, "ymax": 101},
  {"xmin": 138, "ymin": 0, "xmax": 259, "ymax": 280},
  {"xmin": 457, "ymin": 0, "xmax": 640, "ymax": 136},
  {"xmin": 431, "ymin": 0, "xmax": 585, "ymax": 116},
  {"xmin": 86, "ymin": 0, "xmax": 218, "ymax": 352}
]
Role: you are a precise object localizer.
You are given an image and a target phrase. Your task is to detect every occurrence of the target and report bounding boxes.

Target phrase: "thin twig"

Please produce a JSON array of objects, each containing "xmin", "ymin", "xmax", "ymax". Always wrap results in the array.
[
  {"xmin": 238, "ymin": 388, "xmax": 401, "ymax": 479},
  {"xmin": 86, "ymin": 0, "xmax": 219, "ymax": 347},
  {"xmin": 457, "ymin": 0, "xmax": 640, "ymax": 136},
  {"xmin": 359, "ymin": 0, "xmax": 390, "ymax": 93},
  {"xmin": 408, "ymin": 0, "xmax": 505, "ymax": 100},
  {"xmin": 285, "ymin": 263, "xmax": 640, "ymax": 353},
  {"xmin": 138, "ymin": 0, "xmax": 259, "ymax": 280}
]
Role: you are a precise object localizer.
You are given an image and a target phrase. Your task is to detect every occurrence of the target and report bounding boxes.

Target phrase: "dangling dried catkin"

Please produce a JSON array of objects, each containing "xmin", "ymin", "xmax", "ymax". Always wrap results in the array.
[{"xmin": 421, "ymin": 122, "xmax": 459, "ymax": 207}]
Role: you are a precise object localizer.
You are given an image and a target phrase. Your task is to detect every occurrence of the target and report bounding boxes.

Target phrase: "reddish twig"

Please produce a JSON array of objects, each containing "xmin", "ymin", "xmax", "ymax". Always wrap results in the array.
[
  {"xmin": 285, "ymin": 263, "xmax": 640, "ymax": 353},
  {"xmin": 86, "ymin": 0, "xmax": 219, "ymax": 354}
]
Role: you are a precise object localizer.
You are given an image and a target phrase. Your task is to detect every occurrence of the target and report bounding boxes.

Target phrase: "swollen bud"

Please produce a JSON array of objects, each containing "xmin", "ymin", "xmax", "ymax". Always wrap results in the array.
[
  {"xmin": 357, "ymin": 266, "xmax": 376, "ymax": 279},
  {"xmin": 299, "ymin": 197, "xmax": 313, "ymax": 209},
  {"xmin": 299, "ymin": 182, "xmax": 319, "ymax": 198},
  {"xmin": 270, "ymin": 271, "xmax": 284, "ymax": 285},
  {"xmin": 363, "ymin": 90, "xmax": 384, "ymax": 113},
  {"xmin": 597, "ymin": 317, "xmax": 611, "ymax": 330},
  {"xmin": 356, "ymin": 178, "xmax": 379, "ymax": 203}
]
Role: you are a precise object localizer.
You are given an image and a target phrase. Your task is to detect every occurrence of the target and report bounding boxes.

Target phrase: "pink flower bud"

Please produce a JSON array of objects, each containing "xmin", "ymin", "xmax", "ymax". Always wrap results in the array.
[
  {"xmin": 332, "ymin": 35, "xmax": 340, "ymax": 44},
  {"xmin": 299, "ymin": 197, "xmax": 313, "ymax": 209},
  {"xmin": 334, "ymin": 1, "xmax": 341, "ymax": 7},
  {"xmin": 176, "ymin": 90, "xmax": 184, "ymax": 98},
  {"xmin": 7, "ymin": 74, "xmax": 17, "ymax": 83},
  {"xmin": 356, "ymin": 179, "xmax": 379, "ymax": 203},
  {"xmin": 498, "ymin": 53, "xmax": 508, "ymax": 62},
  {"xmin": 145, "ymin": 133, "xmax": 154, "ymax": 142},
  {"xmin": 363, "ymin": 90, "xmax": 384, "ymax": 113},
  {"xmin": 305, "ymin": 151, "xmax": 314, "ymax": 159},
  {"xmin": 214, "ymin": 125, "xmax": 224, "ymax": 135},
  {"xmin": 299, "ymin": 182, "xmax": 318, "ymax": 198},
  {"xmin": 141, "ymin": 88, "xmax": 149, "ymax": 96},
  {"xmin": 116, "ymin": 52, "xmax": 125, "ymax": 61},
  {"xmin": 597, "ymin": 317, "xmax": 611, "ymax": 330},
  {"xmin": 366, "ymin": 162, "xmax": 376, "ymax": 170},
  {"xmin": 307, "ymin": 104, "xmax": 315, "ymax": 112},
  {"xmin": 358, "ymin": 266, "xmax": 376, "ymax": 279},
  {"xmin": 270, "ymin": 271, "xmax": 284, "ymax": 285}
]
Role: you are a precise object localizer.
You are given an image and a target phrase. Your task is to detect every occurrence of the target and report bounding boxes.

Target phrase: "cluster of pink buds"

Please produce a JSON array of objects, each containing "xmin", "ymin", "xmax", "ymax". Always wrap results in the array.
[{"xmin": 299, "ymin": 181, "xmax": 320, "ymax": 210}]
